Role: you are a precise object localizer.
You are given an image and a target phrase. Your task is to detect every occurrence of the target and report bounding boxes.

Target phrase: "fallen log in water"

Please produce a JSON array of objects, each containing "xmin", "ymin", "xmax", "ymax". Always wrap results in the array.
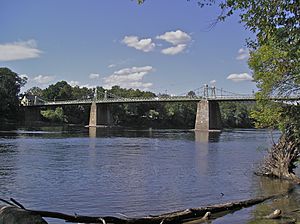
[{"xmin": 0, "ymin": 191, "xmax": 291, "ymax": 224}]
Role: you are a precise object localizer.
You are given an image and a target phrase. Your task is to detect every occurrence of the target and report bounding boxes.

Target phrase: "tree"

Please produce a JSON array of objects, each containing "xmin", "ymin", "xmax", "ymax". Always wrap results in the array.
[
  {"xmin": 41, "ymin": 107, "xmax": 67, "ymax": 123},
  {"xmin": 42, "ymin": 81, "xmax": 73, "ymax": 100},
  {"xmin": 220, "ymin": 102, "xmax": 254, "ymax": 128},
  {"xmin": 0, "ymin": 67, "xmax": 27, "ymax": 121},
  {"xmin": 39, "ymin": 81, "xmax": 94, "ymax": 124},
  {"xmin": 249, "ymin": 41, "xmax": 300, "ymax": 181},
  {"xmin": 187, "ymin": 90, "xmax": 196, "ymax": 97},
  {"xmin": 25, "ymin": 87, "xmax": 44, "ymax": 97}
]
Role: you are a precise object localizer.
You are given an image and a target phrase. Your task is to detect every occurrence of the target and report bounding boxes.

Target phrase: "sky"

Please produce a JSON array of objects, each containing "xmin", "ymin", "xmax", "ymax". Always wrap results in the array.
[{"xmin": 0, "ymin": 0, "xmax": 256, "ymax": 95}]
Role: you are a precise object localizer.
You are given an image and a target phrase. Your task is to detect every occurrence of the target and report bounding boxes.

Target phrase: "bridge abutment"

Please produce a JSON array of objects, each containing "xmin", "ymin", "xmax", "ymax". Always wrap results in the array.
[
  {"xmin": 195, "ymin": 100, "xmax": 222, "ymax": 131},
  {"xmin": 23, "ymin": 107, "xmax": 42, "ymax": 125},
  {"xmin": 89, "ymin": 102, "xmax": 112, "ymax": 127}
]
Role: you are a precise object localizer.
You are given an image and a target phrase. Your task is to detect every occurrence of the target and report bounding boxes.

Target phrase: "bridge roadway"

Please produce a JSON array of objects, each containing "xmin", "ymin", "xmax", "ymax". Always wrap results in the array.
[
  {"xmin": 26, "ymin": 95, "xmax": 259, "ymax": 107},
  {"xmin": 25, "ymin": 95, "xmax": 300, "ymax": 107}
]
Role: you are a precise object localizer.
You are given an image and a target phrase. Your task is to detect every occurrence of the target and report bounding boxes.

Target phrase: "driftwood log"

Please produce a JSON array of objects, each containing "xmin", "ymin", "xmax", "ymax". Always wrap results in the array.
[{"xmin": 0, "ymin": 191, "xmax": 291, "ymax": 224}]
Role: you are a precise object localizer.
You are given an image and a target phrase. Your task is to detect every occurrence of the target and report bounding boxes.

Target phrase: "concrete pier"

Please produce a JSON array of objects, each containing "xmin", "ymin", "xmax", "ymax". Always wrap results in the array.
[
  {"xmin": 89, "ymin": 102, "xmax": 112, "ymax": 127},
  {"xmin": 195, "ymin": 100, "xmax": 222, "ymax": 131}
]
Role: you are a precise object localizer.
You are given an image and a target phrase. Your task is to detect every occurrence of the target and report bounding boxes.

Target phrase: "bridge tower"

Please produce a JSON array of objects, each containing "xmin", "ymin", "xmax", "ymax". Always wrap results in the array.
[
  {"xmin": 89, "ymin": 102, "xmax": 112, "ymax": 127},
  {"xmin": 195, "ymin": 100, "xmax": 222, "ymax": 131}
]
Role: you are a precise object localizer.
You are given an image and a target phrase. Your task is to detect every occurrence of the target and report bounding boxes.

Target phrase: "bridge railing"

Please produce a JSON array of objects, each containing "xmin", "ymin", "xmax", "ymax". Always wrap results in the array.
[
  {"xmin": 30, "ymin": 96, "xmax": 206, "ymax": 106},
  {"xmin": 43, "ymin": 99, "xmax": 93, "ymax": 105},
  {"xmin": 26, "ymin": 95, "xmax": 300, "ymax": 106},
  {"xmin": 27, "ymin": 95, "xmax": 261, "ymax": 106},
  {"xmin": 207, "ymin": 95, "xmax": 255, "ymax": 100}
]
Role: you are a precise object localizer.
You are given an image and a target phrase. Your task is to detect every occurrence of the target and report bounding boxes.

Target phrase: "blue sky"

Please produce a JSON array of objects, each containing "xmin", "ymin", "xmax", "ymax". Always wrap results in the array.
[{"xmin": 0, "ymin": 0, "xmax": 256, "ymax": 95}]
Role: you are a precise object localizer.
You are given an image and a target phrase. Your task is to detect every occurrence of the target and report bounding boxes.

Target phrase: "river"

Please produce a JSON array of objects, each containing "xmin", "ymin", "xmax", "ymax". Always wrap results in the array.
[{"xmin": 0, "ymin": 127, "xmax": 299, "ymax": 223}]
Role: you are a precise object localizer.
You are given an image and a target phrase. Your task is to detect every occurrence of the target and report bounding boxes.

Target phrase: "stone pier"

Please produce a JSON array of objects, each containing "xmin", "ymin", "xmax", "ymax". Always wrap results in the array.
[
  {"xmin": 23, "ymin": 107, "xmax": 42, "ymax": 125},
  {"xmin": 89, "ymin": 102, "xmax": 112, "ymax": 127},
  {"xmin": 194, "ymin": 100, "xmax": 222, "ymax": 131}
]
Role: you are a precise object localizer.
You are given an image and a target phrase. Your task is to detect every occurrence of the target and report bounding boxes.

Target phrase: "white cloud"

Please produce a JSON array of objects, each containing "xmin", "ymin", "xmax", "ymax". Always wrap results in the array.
[
  {"xmin": 227, "ymin": 73, "xmax": 253, "ymax": 82},
  {"xmin": 156, "ymin": 30, "xmax": 191, "ymax": 45},
  {"xmin": 80, "ymin": 84, "xmax": 96, "ymax": 89},
  {"xmin": 236, "ymin": 48, "xmax": 249, "ymax": 60},
  {"xmin": 121, "ymin": 30, "xmax": 191, "ymax": 55},
  {"xmin": 67, "ymin": 80, "xmax": 96, "ymax": 89},
  {"xmin": 161, "ymin": 44, "xmax": 187, "ymax": 55},
  {"xmin": 122, "ymin": 36, "xmax": 155, "ymax": 52},
  {"xmin": 89, "ymin": 73, "xmax": 100, "ymax": 79},
  {"xmin": 107, "ymin": 59, "xmax": 133, "ymax": 68},
  {"xmin": 114, "ymin": 66, "xmax": 154, "ymax": 75},
  {"xmin": 20, "ymin": 74, "xmax": 29, "ymax": 80},
  {"xmin": 0, "ymin": 39, "xmax": 42, "ymax": 61},
  {"xmin": 103, "ymin": 66, "xmax": 154, "ymax": 90},
  {"xmin": 68, "ymin": 80, "xmax": 80, "ymax": 87},
  {"xmin": 210, "ymin": 80, "xmax": 217, "ymax": 85},
  {"xmin": 33, "ymin": 75, "xmax": 55, "ymax": 84}
]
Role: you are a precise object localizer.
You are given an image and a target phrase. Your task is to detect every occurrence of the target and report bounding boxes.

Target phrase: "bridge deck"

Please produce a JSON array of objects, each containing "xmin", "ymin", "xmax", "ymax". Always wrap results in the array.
[
  {"xmin": 23, "ymin": 95, "xmax": 300, "ymax": 107},
  {"xmin": 24, "ymin": 96, "xmax": 263, "ymax": 107}
]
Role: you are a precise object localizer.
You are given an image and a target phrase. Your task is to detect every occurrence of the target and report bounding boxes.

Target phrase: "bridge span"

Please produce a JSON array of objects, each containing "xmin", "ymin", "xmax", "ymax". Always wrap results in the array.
[
  {"xmin": 22, "ymin": 86, "xmax": 299, "ymax": 131},
  {"xmin": 30, "ymin": 95, "xmax": 256, "ymax": 107}
]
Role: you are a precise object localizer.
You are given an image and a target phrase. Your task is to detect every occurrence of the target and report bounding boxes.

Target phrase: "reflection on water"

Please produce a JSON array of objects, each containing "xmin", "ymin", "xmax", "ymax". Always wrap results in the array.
[
  {"xmin": 213, "ymin": 170, "xmax": 300, "ymax": 224},
  {"xmin": 89, "ymin": 127, "xmax": 97, "ymax": 138},
  {"xmin": 256, "ymin": 177, "xmax": 294, "ymax": 196},
  {"xmin": 194, "ymin": 130, "xmax": 221, "ymax": 142},
  {"xmin": 0, "ymin": 143, "xmax": 17, "ymax": 196},
  {"xmin": 89, "ymin": 127, "xmax": 222, "ymax": 142},
  {"xmin": 0, "ymin": 127, "xmax": 297, "ymax": 224},
  {"xmin": 248, "ymin": 178, "xmax": 300, "ymax": 224}
]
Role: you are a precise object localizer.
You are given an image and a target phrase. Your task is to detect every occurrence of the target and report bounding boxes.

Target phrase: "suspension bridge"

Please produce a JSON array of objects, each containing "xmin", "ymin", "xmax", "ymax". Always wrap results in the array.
[
  {"xmin": 22, "ymin": 85, "xmax": 299, "ymax": 131},
  {"xmin": 23, "ymin": 85, "xmax": 256, "ymax": 107}
]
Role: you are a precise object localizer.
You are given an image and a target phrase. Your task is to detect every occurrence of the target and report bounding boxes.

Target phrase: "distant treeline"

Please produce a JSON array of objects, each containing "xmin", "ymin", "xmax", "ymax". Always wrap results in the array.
[{"xmin": 0, "ymin": 67, "xmax": 255, "ymax": 128}]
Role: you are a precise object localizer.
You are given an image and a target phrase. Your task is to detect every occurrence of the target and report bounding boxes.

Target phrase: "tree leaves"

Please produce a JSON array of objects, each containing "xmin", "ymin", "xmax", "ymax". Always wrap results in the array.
[{"xmin": 0, "ymin": 67, "xmax": 27, "ymax": 121}]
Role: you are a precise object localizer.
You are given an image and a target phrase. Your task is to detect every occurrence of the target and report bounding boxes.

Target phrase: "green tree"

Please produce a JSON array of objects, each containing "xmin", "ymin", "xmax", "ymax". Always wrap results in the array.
[
  {"xmin": 187, "ymin": 91, "xmax": 196, "ymax": 97},
  {"xmin": 107, "ymin": 86, "xmax": 157, "ymax": 127},
  {"xmin": 249, "ymin": 41, "xmax": 300, "ymax": 181},
  {"xmin": 42, "ymin": 81, "xmax": 73, "ymax": 100},
  {"xmin": 72, "ymin": 86, "xmax": 94, "ymax": 100},
  {"xmin": 39, "ymin": 82, "xmax": 96, "ymax": 124},
  {"xmin": 96, "ymin": 86, "xmax": 106, "ymax": 100},
  {"xmin": 0, "ymin": 67, "xmax": 27, "ymax": 121},
  {"xmin": 220, "ymin": 102, "xmax": 254, "ymax": 128},
  {"xmin": 41, "ymin": 107, "xmax": 66, "ymax": 123},
  {"xmin": 25, "ymin": 86, "xmax": 44, "ymax": 97},
  {"xmin": 162, "ymin": 102, "xmax": 196, "ymax": 128}
]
